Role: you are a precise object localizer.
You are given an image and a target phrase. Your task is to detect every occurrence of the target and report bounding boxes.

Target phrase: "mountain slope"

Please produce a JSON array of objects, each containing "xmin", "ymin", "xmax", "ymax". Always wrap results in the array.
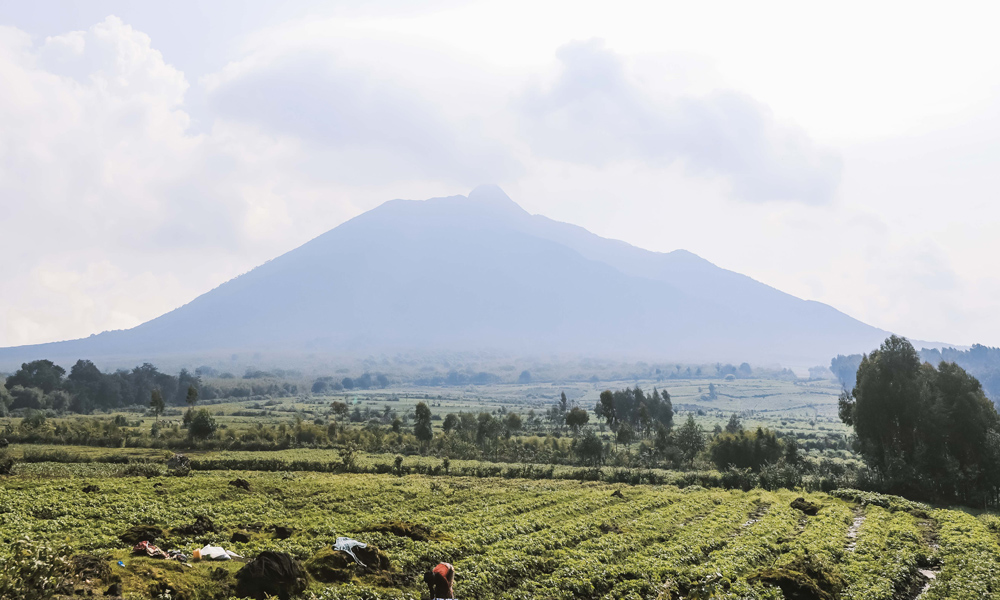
[{"xmin": 0, "ymin": 186, "xmax": 892, "ymax": 366}]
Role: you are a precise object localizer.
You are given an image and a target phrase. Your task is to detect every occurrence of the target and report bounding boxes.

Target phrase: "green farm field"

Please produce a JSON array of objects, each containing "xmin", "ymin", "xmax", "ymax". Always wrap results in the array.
[
  {"xmin": 2, "ymin": 468, "xmax": 999, "ymax": 600},
  {"xmin": 6, "ymin": 376, "xmax": 853, "ymax": 448}
]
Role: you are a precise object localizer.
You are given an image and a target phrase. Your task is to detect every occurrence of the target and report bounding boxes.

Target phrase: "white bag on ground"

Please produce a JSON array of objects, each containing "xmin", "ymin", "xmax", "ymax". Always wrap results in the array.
[
  {"xmin": 195, "ymin": 545, "xmax": 231, "ymax": 561},
  {"xmin": 333, "ymin": 537, "xmax": 367, "ymax": 566}
]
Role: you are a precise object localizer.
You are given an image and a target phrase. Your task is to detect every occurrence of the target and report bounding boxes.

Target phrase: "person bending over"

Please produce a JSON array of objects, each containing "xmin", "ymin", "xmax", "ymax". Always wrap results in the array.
[{"xmin": 424, "ymin": 562, "xmax": 455, "ymax": 599}]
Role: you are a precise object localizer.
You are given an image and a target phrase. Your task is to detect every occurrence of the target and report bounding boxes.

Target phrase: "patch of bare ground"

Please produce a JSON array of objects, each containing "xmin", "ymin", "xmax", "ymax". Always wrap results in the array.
[{"xmin": 846, "ymin": 508, "xmax": 865, "ymax": 552}]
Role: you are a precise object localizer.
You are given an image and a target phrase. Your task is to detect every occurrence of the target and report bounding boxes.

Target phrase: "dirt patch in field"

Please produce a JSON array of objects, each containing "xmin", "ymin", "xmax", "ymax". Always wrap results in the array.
[
  {"xmin": 120, "ymin": 524, "xmax": 163, "ymax": 545},
  {"xmin": 740, "ymin": 503, "xmax": 771, "ymax": 530},
  {"xmin": 749, "ymin": 555, "xmax": 844, "ymax": 600},
  {"xmin": 72, "ymin": 554, "xmax": 111, "ymax": 580},
  {"xmin": 599, "ymin": 521, "xmax": 622, "ymax": 534},
  {"xmin": 231, "ymin": 531, "xmax": 252, "ymax": 543},
  {"xmin": 271, "ymin": 525, "xmax": 294, "ymax": 539},
  {"xmin": 235, "ymin": 551, "xmax": 308, "ymax": 600},
  {"xmin": 846, "ymin": 509, "xmax": 865, "ymax": 552},
  {"xmin": 362, "ymin": 520, "xmax": 447, "ymax": 542},
  {"xmin": 305, "ymin": 548, "xmax": 356, "ymax": 582},
  {"xmin": 790, "ymin": 497, "xmax": 821, "ymax": 516},
  {"xmin": 174, "ymin": 515, "xmax": 217, "ymax": 536}
]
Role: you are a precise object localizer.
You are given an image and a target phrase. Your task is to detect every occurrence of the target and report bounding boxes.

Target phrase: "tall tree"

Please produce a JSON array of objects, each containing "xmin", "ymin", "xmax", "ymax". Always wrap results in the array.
[
  {"xmin": 595, "ymin": 390, "xmax": 616, "ymax": 428},
  {"xmin": 414, "ymin": 402, "xmax": 433, "ymax": 442},
  {"xmin": 185, "ymin": 385, "xmax": 199, "ymax": 408},
  {"xmin": 675, "ymin": 415, "xmax": 705, "ymax": 465},
  {"xmin": 576, "ymin": 430, "xmax": 605, "ymax": 466},
  {"xmin": 840, "ymin": 335, "xmax": 1000, "ymax": 506},
  {"xmin": 150, "ymin": 389, "xmax": 165, "ymax": 423},
  {"xmin": 830, "ymin": 354, "xmax": 864, "ymax": 391},
  {"xmin": 504, "ymin": 412, "xmax": 523, "ymax": 435},
  {"xmin": 842, "ymin": 335, "xmax": 923, "ymax": 477},
  {"xmin": 565, "ymin": 406, "xmax": 590, "ymax": 434},
  {"xmin": 5, "ymin": 360, "xmax": 66, "ymax": 393},
  {"xmin": 725, "ymin": 413, "xmax": 743, "ymax": 434}
]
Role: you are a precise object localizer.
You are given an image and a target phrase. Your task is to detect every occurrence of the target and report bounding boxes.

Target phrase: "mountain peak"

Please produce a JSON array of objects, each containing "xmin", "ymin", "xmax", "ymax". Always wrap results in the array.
[
  {"xmin": 467, "ymin": 184, "xmax": 528, "ymax": 216},
  {"xmin": 468, "ymin": 183, "xmax": 511, "ymax": 202},
  {"xmin": 0, "ymin": 187, "xmax": 889, "ymax": 367}
]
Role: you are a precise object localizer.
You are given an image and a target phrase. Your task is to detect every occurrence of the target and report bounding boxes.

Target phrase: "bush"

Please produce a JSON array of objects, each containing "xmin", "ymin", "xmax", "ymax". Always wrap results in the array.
[
  {"xmin": 0, "ymin": 448, "xmax": 14, "ymax": 475},
  {"xmin": 188, "ymin": 409, "xmax": 218, "ymax": 439}
]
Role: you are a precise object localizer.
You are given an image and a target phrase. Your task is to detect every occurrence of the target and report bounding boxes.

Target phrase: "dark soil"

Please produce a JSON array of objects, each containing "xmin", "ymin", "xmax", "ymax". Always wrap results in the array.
[
  {"xmin": 72, "ymin": 554, "xmax": 111, "ymax": 580},
  {"xmin": 305, "ymin": 548, "xmax": 355, "ymax": 583},
  {"xmin": 305, "ymin": 544, "xmax": 391, "ymax": 583},
  {"xmin": 174, "ymin": 515, "xmax": 217, "ymax": 536},
  {"xmin": 235, "ymin": 551, "xmax": 308, "ymax": 600},
  {"xmin": 362, "ymin": 520, "xmax": 445, "ymax": 542},
  {"xmin": 271, "ymin": 525, "xmax": 294, "ymax": 539},
  {"xmin": 751, "ymin": 567, "xmax": 835, "ymax": 600},
  {"xmin": 790, "ymin": 497, "xmax": 822, "ymax": 516},
  {"xmin": 748, "ymin": 554, "xmax": 843, "ymax": 600},
  {"xmin": 119, "ymin": 525, "xmax": 163, "ymax": 545},
  {"xmin": 599, "ymin": 521, "xmax": 622, "ymax": 534},
  {"xmin": 353, "ymin": 545, "xmax": 391, "ymax": 571},
  {"xmin": 231, "ymin": 531, "xmax": 252, "ymax": 543}
]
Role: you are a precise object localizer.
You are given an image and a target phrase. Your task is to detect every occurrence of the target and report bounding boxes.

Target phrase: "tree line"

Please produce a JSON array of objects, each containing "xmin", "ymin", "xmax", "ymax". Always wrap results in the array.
[
  {"xmin": 0, "ymin": 359, "xmax": 308, "ymax": 415},
  {"xmin": 838, "ymin": 335, "xmax": 1000, "ymax": 508}
]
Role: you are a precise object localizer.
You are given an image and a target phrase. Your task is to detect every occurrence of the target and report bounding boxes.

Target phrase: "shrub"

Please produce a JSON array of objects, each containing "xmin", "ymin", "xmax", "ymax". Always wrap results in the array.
[
  {"xmin": 188, "ymin": 409, "xmax": 218, "ymax": 439},
  {"xmin": 0, "ymin": 447, "xmax": 14, "ymax": 475}
]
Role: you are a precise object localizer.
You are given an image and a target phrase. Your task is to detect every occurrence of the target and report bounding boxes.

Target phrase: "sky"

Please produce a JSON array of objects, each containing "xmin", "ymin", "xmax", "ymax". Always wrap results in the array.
[{"xmin": 1, "ymin": 0, "xmax": 999, "ymax": 350}]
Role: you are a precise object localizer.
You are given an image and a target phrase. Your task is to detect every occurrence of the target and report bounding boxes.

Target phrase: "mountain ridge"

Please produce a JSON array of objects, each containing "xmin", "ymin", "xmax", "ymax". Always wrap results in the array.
[{"xmin": 0, "ymin": 185, "xmax": 900, "ymax": 368}]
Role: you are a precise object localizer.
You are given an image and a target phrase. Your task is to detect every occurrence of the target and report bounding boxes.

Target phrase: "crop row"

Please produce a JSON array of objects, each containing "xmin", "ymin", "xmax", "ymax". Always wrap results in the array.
[
  {"xmin": 839, "ymin": 506, "xmax": 926, "ymax": 600},
  {"xmin": 922, "ymin": 509, "xmax": 1000, "ymax": 599},
  {"xmin": 1, "ymin": 470, "xmax": 996, "ymax": 599}
]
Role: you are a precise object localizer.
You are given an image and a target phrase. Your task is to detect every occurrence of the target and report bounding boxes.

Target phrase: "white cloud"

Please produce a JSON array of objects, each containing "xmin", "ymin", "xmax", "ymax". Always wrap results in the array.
[
  {"xmin": 0, "ymin": 16, "xmax": 450, "ymax": 347},
  {"xmin": 518, "ymin": 40, "xmax": 842, "ymax": 204},
  {"xmin": 202, "ymin": 39, "xmax": 520, "ymax": 186}
]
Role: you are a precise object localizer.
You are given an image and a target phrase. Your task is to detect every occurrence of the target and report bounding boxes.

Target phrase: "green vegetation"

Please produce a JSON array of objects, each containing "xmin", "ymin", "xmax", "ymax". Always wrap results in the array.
[
  {"xmin": 839, "ymin": 335, "xmax": 1000, "ymax": 507},
  {"xmin": 3, "ymin": 337, "xmax": 1000, "ymax": 597},
  {"xmin": 0, "ymin": 470, "xmax": 996, "ymax": 599}
]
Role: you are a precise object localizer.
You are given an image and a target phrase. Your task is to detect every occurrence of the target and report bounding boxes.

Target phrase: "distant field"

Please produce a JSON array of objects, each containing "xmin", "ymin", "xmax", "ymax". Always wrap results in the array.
[
  {"xmin": 1, "ymin": 470, "xmax": 997, "ymax": 599},
  {"xmin": 3, "ymin": 376, "xmax": 855, "ymax": 466},
  {"xmin": 212, "ymin": 376, "xmax": 842, "ymax": 433}
]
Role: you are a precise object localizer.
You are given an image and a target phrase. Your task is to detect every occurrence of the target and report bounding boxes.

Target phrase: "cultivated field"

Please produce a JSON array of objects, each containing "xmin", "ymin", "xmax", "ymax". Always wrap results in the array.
[{"xmin": 2, "ymin": 469, "xmax": 998, "ymax": 599}]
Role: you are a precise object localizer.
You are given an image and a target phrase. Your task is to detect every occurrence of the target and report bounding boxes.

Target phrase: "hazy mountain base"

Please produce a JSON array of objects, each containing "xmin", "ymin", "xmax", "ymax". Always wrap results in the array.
[{"xmin": 0, "ymin": 186, "xmax": 913, "ymax": 369}]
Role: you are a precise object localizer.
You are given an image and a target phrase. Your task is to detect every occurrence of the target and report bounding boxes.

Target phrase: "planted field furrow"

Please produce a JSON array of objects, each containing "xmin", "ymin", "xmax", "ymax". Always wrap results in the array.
[
  {"xmin": 762, "ymin": 494, "xmax": 854, "ymax": 596},
  {"xmin": 481, "ymin": 489, "xmax": 681, "ymax": 555},
  {"xmin": 420, "ymin": 491, "xmax": 577, "ymax": 537},
  {"xmin": 511, "ymin": 491, "xmax": 759, "ymax": 599},
  {"xmin": 679, "ymin": 494, "xmax": 797, "ymax": 586},
  {"xmin": 456, "ymin": 489, "xmax": 700, "ymax": 598},
  {"xmin": 1, "ymin": 470, "xmax": 997, "ymax": 600},
  {"xmin": 840, "ymin": 506, "xmax": 927, "ymax": 600},
  {"xmin": 921, "ymin": 510, "xmax": 1000, "ymax": 600}
]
